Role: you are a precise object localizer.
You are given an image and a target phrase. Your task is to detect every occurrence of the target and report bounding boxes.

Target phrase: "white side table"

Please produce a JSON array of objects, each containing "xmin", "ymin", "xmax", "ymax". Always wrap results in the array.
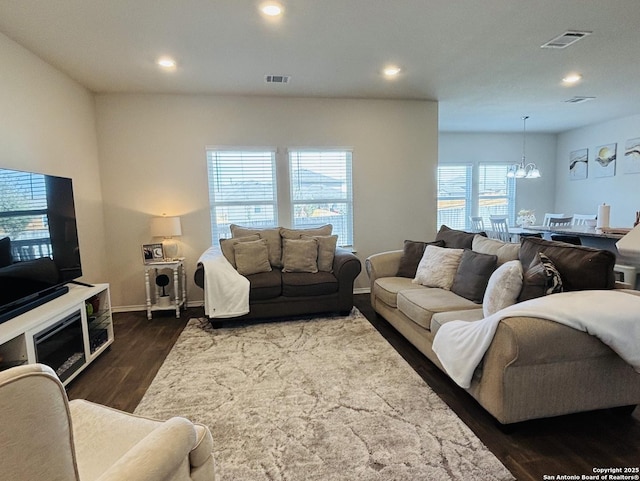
[{"xmin": 144, "ymin": 258, "xmax": 187, "ymax": 320}]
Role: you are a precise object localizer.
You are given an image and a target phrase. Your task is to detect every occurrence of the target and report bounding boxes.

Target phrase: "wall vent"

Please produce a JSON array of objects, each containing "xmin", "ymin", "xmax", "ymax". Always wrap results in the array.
[
  {"xmin": 541, "ymin": 30, "xmax": 591, "ymax": 49},
  {"xmin": 265, "ymin": 75, "xmax": 291, "ymax": 84},
  {"xmin": 564, "ymin": 96, "xmax": 596, "ymax": 104}
]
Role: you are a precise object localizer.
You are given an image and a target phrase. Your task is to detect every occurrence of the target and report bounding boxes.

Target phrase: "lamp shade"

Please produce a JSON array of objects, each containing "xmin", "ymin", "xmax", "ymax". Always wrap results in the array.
[
  {"xmin": 616, "ymin": 224, "xmax": 640, "ymax": 257},
  {"xmin": 150, "ymin": 216, "xmax": 182, "ymax": 238}
]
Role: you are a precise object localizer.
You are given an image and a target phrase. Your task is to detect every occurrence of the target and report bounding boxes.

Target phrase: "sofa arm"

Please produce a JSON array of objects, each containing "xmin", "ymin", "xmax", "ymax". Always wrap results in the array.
[
  {"xmin": 96, "ymin": 417, "xmax": 198, "ymax": 481},
  {"xmin": 365, "ymin": 250, "xmax": 403, "ymax": 289},
  {"xmin": 333, "ymin": 248, "xmax": 362, "ymax": 313}
]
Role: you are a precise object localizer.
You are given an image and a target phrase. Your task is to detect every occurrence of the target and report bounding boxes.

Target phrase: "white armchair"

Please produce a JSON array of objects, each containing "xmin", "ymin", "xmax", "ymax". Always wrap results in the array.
[{"xmin": 0, "ymin": 363, "xmax": 215, "ymax": 481}]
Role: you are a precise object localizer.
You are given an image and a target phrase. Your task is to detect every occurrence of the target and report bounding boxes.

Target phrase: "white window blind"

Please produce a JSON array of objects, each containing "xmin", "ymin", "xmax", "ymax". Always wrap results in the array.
[
  {"xmin": 437, "ymin": 164, "xmax": 472, "ymax": 230},
  {"xmin": 289, "ymin": 149, "xmax": 353, "ymax": 247},
  {"xmin": 477, "ymin": 163, "xmax": 516, "ymax": 226},
  {"xmin": 206, "ymin": 149, "xmax": 277, "ymax": 240}
]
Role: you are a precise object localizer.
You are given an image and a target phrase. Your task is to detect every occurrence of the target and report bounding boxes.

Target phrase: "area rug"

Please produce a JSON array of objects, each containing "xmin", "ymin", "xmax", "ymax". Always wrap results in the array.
[{"xmin": 135, "ymin": 309, "xmax": 514, "ymax": 481}]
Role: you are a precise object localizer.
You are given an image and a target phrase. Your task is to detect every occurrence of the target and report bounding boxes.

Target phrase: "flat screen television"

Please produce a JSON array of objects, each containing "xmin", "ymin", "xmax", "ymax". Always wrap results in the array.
[{"xmin": 0, "ymin": 167, "xmax": 82, "ymax": 324}]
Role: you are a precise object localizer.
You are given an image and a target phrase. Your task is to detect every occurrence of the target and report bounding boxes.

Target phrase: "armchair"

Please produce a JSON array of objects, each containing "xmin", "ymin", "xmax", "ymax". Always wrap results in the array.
[{"xmin": 0, "ymin": 364, "xmax": 215, "ymax": 481}]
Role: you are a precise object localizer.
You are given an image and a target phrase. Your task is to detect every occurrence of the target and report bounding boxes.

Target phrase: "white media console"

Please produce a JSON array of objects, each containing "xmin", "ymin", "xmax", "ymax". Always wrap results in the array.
[{"xmin": 0, "ymin": 283, "xmax": 113, "ymax": 386}]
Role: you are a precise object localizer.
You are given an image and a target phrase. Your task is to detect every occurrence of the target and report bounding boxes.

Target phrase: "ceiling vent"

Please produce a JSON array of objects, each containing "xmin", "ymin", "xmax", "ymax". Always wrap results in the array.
[
  {"xmin": 264, "ymin": 75, "xmax": 291, "ymax": 84},
  {"xmin": 564, "ymin": 96, "xmax": 596, "ymax": 104},
  {"xmin": 541, "ymin": 30, "xmax": 591, "ymax": 49}
]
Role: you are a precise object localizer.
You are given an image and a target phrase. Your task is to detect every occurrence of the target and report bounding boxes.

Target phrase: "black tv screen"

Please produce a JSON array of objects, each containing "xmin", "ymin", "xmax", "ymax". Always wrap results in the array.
[{"xmin": 0, "ymin": 168, "xmax": 82, "ymax": 323}]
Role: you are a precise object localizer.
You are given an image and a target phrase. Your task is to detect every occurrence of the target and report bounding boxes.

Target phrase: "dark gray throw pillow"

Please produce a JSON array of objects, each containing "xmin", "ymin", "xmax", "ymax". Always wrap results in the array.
[
  {"xmin": 450, "ymin": 249, "xmax": 498, "ymax": 303},
  {"xmin": 435, "ymin": 225, "xmax": 486, "ymax": 249},
  {"xmin": 396, "ymin": 239, "xmax": 445, "ymax": 278}
]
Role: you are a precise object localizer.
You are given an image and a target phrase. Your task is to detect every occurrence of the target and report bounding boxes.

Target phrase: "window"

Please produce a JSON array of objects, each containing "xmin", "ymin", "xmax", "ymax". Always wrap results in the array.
[
  {"xmin": 289, "ymin": 150, "xmax": 353, "ymax": 247},
  {"xmin": 206, "ymin": 149, "xmax": 277, "ymax": 240},
  {"xmin": 436, "ymin": 163, "xmax": 516, "ymax": 230},
  {"xmin": 437, "ymin": 164, "xmax": 472, "ymax": 230},
  {"xmin": 477, "ymin": 163, "xmax": 516, "ymax": 224}
]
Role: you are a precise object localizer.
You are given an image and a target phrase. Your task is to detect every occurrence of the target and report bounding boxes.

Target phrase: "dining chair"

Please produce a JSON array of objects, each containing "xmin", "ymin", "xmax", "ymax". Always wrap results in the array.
[
  {"xmin": 547, "ymin": 216, "xmax": 574, "ymax": 227},
  {"xmin": 572, "ymin": 213, "xmax": 597, "ymax": 226},
  {"xmin": 489, "ymin": 215, "xmax": 511, "ymax": 242},
  {"xmin": 469, "ymin": 216, "xmax": 485, "ymax": 233},
  {"xmin": 542, "ymin": 213, "xmax": 565, "ymax": 226}
]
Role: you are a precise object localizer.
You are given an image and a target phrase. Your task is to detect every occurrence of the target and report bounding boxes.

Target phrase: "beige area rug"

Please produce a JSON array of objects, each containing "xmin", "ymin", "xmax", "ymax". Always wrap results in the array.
[{"xmin": 135, "ymin": 309, "xmax": 514, "ymax": 481}]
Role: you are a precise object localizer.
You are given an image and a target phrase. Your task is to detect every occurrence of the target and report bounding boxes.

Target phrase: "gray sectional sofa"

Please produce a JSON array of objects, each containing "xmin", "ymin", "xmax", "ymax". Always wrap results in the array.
[{"xmin": 366, "ymin": 227, "xmax": 640, "ymax": 424}]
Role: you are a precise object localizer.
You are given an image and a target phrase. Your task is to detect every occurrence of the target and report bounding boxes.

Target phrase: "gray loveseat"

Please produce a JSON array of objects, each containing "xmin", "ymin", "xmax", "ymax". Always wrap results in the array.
[
  {"xmin": 195, "ymin": 224, "xmax": 361, "ymax": 323},
  {"xmin": 366, "ymin": 226, "xmax": 640, "ymax": 424}
]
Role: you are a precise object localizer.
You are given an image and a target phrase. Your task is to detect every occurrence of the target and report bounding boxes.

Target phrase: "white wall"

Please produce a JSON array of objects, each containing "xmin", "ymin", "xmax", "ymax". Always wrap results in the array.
[
  {"xmin": 439, "ymin": 132, "xmax": 558, "ymax": 221},
  {"xmin": 0, "ymin": 32, "xmax": 108, "ymax": 283},
  {"xmin": 95, "ymin": 94, "xmax": 438, "ymax": 309},
  {"xmin": 555, "ymin": 113, "xmax": 640, "ymax": 227}
]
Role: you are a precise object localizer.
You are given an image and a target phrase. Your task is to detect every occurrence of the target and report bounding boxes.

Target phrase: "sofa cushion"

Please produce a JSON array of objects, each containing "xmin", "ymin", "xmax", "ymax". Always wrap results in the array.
[
  {"xmin": 450, "ymin": 249, "xmax": 497, "ymax": 303},
  {"xmin": 246, "ymin": 270, "xmax": 282, "ymax": 300},
  {"xmin": 518, "ymin": 236, "xmax": 615, "ymax": 297},
  {"xmin": 397, "ymin": 288, "xmax": 479, "ymax": 330},
  {"xmin": 430, "ymin": 309, "xmax": 485, "ymax": 336},
  {"xmin": 435, "ymin": 225, "xmax": 484, "ymax": 249},
  {"xmin": 304, "ymin": 234, "xmax": 338, "ymax": 272},
  {"xmin": 230, "ymin": 225, "xmax": 283, "ymax": 267},
  {"xmin": 234, "ymin": 239, "xmax": 272, "ymax": 276},
  {"xmin": 220, "ymin": 234, "xmax": 261, "ymax": 268},
  {"xmin": 519, "ymin": 252, "xmax": 564, "ymax": 302},
  {"xmin": 396, "ymin": 239, "xmax": 445, "ymax": 278},
  {"xmin": 483, "ymin": 260, "xmax": 523, "ymax": 317},
  {"xmin": 413, "ymin": 245, "xmax": 464, "ymax": 290},
  {"xmin": 373, "ymin": 277, "xmax": 424, "ymax": 308},
  {"xmin": 471, "ymin": 234, "xmax": 520, "ymax": 266},
  {"xmin": 280, "ymin": 224, "xmax": 333, "ymax": 239},
  {"xmin": 282, "ymin": 271, "xmax": 338, "ymax": 297},
  {"xmin": 282, "ymin": 238, "xmax": 319, "ymax": 273}
]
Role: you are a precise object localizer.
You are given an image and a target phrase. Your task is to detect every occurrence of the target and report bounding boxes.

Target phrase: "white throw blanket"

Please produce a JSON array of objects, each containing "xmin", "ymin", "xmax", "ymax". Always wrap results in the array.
[
  {"xmin": 432, "ymin": 290, "xmax": 640, "ymax": 389},
  {"xmin": 197, "ymin": 246, "xmax": 250, "ymax": 318}
]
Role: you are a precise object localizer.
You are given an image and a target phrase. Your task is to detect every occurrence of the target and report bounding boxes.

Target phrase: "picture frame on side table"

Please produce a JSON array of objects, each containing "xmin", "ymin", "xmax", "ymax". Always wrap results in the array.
[{"xmin": 142, "ymin": 243, "xmax": 164, "ymax": 264}]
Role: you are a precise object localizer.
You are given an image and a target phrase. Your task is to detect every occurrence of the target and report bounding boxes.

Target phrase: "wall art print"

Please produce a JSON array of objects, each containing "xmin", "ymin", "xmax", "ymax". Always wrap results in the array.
[
  {"xmin": 623, "ymin": 137, "xmax": 640, "ymax": 174},
  {"xmin": 593, "ymin": 143, "xmax": 617, "ymax": 178},
  {"xmin": 569, "ymin": 148, "xmax": 588, "ymax": 180}
]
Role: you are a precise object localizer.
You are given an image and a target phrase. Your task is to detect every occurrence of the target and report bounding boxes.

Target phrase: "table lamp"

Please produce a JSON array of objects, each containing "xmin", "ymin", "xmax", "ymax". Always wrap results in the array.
[{"xmin": 150, "ymin": 215, "xmax": 182, "ymax": 260}]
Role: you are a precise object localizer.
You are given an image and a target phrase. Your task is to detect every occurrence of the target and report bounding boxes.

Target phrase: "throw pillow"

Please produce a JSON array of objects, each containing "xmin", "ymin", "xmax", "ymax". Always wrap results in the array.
[
  {"xmin": 280, "ymin": 224, "xmax": 333, "ymax": 239},
  {"xmin": 230, "ymin": 225, "xmax": 283, "ymax": 267},
  {"xmin": 483, "ymin": 260, "xmax": 524, "ymax": 317},
  {"xmin": 303, "ymin": 234, "xmax": 338, "ymax": 272},
  {"xmin": 471, "ymin": 234, "xmax": 520, "ymax": 266},
  {"xmin": 282, "ymin": 238, "xmax": 319, "ymax": 273},
  {"xmin": 0, "ymin": 237, "xmax": 12, "ymax": 268},
  {"xmin": 435, "ymin": 225, "xmax": 485, "ymax": 249},
  {"xmin": 396, "ymin": 239, "xmax": 445, "ymax": 278},
  {"xmin": 518, "ymin": 236, "xmax": 615, "ymax": 292},
  {"xmin": 519, "ymin": 252, "xmax": 564, "ymax": 302},
  {"xmin": 412, "ymin": 244, "xmax": 464, "ymax": 290},
  {"xmin": 233, "ymin": 239, "xmax": 272, "ymax": 276},
  {"xmin": 219, "ymin": 234, "xmax": 260, "ymax": 268},
  {"xmin": 450, "ymin": 249, "xmax": 498, "ymax": 303}
]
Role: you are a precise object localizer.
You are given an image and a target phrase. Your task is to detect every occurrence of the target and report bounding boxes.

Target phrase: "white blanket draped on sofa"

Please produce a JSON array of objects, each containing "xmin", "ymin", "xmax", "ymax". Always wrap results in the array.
[
  {"xmin": 197, "ymin": 246, "xmax": 250, "ymax": 318},
  {"xmin": 433, "ymin": 290, "xmax": 640, "ymax": 389}
]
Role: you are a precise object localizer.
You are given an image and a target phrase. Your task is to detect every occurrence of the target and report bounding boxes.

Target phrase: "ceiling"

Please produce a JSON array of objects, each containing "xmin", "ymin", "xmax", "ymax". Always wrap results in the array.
[{"xmin": 1, "ymin": 0, "xmax": 639, "ymax": 133}]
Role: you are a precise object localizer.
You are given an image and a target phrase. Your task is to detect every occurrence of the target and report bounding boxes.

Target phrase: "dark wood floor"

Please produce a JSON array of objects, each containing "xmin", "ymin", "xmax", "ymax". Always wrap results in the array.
[{"xmin": 67, "ymin": 294, "xmax": 640, "ymax": 481}]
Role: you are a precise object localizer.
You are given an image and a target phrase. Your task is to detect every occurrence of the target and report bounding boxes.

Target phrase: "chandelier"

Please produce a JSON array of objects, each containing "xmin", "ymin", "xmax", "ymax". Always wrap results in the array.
[{"xmin": 507, "ymin": 116, "xmax": 541, "ymax": 179}]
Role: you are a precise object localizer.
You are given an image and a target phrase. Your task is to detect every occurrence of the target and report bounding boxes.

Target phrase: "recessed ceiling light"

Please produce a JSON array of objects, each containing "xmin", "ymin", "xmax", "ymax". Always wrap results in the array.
[
  {"xmin": 260, "ymin": 2, "xmax": 283, "ymax": 16},
  {"xmin": 383, "ymin": 66, "xmax": 401, "ymax": 77},
  {"xmin": 156, "ymin": 56, "xmax": 177, "ymax": 70},
  {"xmin": 562, "ymin": 73, "xmax": 582, "ymax": 85}
]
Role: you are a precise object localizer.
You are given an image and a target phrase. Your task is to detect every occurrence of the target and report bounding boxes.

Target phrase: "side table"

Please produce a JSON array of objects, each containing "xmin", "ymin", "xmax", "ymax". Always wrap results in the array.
[{"xmin": 144, "ymin": 258, "xmax": 187, "ymax": 320}]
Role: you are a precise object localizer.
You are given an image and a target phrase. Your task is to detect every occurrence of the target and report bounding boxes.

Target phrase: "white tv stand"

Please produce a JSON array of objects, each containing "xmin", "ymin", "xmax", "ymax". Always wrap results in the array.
[{"xmin": 0, "ymin": 283, "xmax": 113, "ymax": 386}]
